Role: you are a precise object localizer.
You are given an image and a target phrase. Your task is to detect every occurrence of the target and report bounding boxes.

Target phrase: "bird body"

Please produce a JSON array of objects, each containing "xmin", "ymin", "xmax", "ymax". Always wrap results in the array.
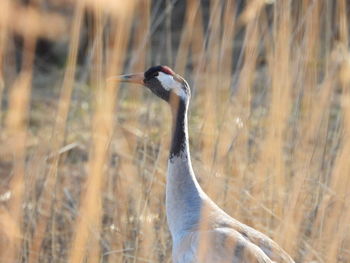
[{"xmin": 112, "ymin": 66, "xmax": 295, "ymax": 263}]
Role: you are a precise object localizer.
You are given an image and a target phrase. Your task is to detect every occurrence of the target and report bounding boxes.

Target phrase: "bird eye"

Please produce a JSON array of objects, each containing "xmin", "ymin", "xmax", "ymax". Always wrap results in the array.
[{"xmin": 144, "ymin": 71, "xmax": 158, "ymax": 81}]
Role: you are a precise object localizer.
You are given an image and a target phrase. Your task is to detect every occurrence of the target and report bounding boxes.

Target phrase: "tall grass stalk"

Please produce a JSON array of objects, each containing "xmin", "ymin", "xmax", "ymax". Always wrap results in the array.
[{"xmin": 0, "ymin": 1, "xmax": 349, "ymax": 262}]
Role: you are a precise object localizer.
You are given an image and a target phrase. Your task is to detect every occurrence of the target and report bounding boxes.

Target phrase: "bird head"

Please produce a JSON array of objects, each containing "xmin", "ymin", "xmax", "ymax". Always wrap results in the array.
[{"xmin": 110, "ymin": 65, "xmax": 190, "ymax": 104}]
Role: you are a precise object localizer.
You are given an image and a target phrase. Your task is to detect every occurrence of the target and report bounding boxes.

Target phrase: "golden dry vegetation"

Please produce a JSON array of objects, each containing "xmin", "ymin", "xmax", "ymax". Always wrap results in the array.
[{"xmin": 0, "ymin": 0, "xmax": 349, "ymax": 262}]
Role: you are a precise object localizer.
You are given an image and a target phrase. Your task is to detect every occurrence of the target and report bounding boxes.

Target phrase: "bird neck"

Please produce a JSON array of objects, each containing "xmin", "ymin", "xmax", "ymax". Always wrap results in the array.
[
  {"xmin": 170, "ymin": 98, "xmax": 188, "ymax": 159},
  {"xmin": 166, "ymin": 98, "xmax": 204, "ymax": 241}
]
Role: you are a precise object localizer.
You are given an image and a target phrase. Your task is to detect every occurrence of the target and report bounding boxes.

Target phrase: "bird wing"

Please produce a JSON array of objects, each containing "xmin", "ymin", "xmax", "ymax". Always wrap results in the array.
[
  {"xmin": 197, "ymin": 199, "xmax": 295, "ymax": 262},
  {"xmin": 173, "ymin": 228, "xmax": 275, "ymax": 263},
  {"xmin": 215, "ymin": 217, "xmax": 295, "ymax": 263}
]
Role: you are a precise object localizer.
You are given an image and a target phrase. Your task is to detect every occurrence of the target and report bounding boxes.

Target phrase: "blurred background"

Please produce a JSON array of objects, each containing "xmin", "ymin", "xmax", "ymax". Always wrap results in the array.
[{"xmin": 0, "ymin": 0, "xmax": 349, "ymax": 262}]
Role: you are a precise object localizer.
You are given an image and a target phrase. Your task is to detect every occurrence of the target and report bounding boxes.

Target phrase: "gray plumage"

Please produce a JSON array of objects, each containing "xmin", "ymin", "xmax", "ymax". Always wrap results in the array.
[{"xmin": 113, "ymin": 65, "xmax": 295, "ymax": 263}]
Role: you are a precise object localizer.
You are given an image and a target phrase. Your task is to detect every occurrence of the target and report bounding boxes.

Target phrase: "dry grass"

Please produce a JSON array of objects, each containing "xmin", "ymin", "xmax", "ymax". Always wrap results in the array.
[{"xmin": 0, "ymin": 0, "xmax": 349, "ymax": 262}]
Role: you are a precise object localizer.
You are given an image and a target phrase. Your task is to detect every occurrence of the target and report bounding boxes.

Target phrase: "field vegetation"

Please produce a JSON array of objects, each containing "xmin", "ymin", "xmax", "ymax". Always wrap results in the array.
[{"xmin": 0, "ymin": 0, "xmax": 349, "ymax": 262}]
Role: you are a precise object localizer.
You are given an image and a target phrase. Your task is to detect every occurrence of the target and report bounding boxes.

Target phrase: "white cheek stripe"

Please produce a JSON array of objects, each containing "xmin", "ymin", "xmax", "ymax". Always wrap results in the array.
[
  {"xmin": 157, "ymin": 72, "xmax": 187, "ymax": 99},
  {"xmin": 157, "ymin": 72, "xmax": 174, "ymax": 91}
]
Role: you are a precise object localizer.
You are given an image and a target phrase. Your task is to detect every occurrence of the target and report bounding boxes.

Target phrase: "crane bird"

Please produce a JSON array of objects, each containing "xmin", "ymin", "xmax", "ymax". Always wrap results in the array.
[{"xmin": 111, "ymin": 65, "xmax": 295, "ymax": 263}]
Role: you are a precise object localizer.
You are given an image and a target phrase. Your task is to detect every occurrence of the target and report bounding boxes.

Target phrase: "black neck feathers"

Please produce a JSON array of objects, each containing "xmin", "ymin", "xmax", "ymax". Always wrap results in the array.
[{"xmin": 170, "ymin": 99, "xmax": 188, "ymax": 159}]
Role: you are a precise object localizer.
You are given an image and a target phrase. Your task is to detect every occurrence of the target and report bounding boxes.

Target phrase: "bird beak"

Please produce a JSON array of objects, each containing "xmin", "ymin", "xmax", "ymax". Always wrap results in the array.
[{"xmin": 107, "ymin": 73, "xmax": 144, "ymax": 85}]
